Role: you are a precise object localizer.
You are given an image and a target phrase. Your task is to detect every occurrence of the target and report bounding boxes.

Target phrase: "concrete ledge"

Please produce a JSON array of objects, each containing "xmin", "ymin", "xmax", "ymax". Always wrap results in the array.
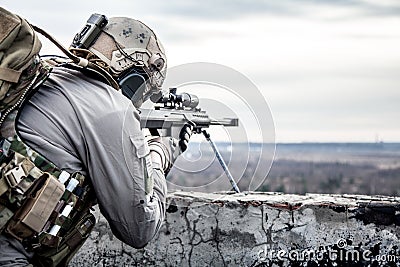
[{"xmin": 71, "ymin": 192, "xmax": 400, "ymax": 266}]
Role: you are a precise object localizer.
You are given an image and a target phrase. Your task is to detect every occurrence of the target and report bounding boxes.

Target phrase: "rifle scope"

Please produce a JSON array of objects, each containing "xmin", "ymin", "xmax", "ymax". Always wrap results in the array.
[{"xmin": 156, "ymin": 88, "xmax": 199, "ymax": 109}]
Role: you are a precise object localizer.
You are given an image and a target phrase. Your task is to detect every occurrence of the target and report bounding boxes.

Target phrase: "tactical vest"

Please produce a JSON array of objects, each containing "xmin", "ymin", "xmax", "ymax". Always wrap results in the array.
[
  {"xmin": 0, "ymin": 7, "xmax": 99, "ymax": 267},
  {"xmin": 0, "ymin": 63, "xmax": 97, "ymax": 267}
]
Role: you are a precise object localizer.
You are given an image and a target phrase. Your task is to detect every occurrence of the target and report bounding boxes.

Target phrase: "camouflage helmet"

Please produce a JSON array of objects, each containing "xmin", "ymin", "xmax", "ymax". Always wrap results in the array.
[{"xmin": 87, "ymin": 17, "xmax": 166, "ymax": 106}]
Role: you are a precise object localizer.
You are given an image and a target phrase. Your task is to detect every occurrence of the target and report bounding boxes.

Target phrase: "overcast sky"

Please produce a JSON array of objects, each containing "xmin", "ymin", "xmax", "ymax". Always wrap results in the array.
[{"xmin": 2, "ymin": 0, "xmax": 399, "ymax": 143}]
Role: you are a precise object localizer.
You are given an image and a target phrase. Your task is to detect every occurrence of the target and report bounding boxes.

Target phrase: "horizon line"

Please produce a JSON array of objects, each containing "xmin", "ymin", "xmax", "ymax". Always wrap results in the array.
[{"xmin": 196, "ymin": 141, "xmax": 400, "ymax": 145}]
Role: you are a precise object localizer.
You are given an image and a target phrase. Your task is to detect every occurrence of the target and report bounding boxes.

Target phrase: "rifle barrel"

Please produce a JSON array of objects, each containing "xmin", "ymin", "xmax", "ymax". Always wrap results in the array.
[{"xmin": 210, "ymin": 118, "xmax": 239, "ymax": 127}]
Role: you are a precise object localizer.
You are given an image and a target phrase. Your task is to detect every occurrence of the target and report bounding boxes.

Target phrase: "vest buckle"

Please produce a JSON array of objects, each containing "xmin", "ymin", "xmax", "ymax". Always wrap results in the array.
[{"xmin": 4, "ymin": 163, "xmax": 26, "ymax": 188}]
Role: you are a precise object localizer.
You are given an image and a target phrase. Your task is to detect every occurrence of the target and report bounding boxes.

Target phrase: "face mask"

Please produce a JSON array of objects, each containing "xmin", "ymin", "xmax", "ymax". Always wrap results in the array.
[{"xmin": 118, "ymin": 71, "xmax": 152, "ymax": 108}]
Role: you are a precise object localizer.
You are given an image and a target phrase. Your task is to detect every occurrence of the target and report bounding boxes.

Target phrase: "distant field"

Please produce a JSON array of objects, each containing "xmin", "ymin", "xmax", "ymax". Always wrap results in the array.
[
  {"xmin": 167, "ymin": 142, "xmax": 400, "ymax": 196},
  {"xmin": 264, "ymin": 143, "xmax": 400, "ymax": 195}
]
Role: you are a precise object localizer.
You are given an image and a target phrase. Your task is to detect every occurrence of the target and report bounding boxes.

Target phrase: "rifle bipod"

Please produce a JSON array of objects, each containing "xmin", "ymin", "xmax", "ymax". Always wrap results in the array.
[{"xmin": 202, "ymin": 130, "xmax": 240, "ymax": 193}]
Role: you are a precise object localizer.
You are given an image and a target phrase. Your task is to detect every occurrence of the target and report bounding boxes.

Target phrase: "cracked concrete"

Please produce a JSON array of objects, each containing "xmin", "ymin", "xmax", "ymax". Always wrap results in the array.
[{"xmin": 70, "ymin": 192, "xmax": 400, "ymax": 266}]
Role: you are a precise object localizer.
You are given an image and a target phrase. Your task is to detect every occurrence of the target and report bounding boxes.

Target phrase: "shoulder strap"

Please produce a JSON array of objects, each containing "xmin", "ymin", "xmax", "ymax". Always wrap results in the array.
[
  {"xmin": 32, "ymin": 25, "xmax": 119, "ymax": 90},
  {"xmin": 0, "ymin": 60, "xmax": 51, "ymax": 134}
]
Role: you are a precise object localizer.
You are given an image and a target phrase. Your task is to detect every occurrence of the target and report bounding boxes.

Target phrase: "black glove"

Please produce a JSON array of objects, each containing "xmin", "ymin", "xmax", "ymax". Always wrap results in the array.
[{"xmin": 178, "ymin": 124, "xmax": 193, "ymax": 152}]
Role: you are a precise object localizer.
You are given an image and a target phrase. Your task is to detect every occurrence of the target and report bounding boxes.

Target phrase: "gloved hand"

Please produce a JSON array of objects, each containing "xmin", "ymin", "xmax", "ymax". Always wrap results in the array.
[
  {"xmin": 147, "ymin": 124, "xmax": 193, "ymax": 173},
  {"xmin": 178, "ymin": 124, "xmax": 193, "ymax": 152}
]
